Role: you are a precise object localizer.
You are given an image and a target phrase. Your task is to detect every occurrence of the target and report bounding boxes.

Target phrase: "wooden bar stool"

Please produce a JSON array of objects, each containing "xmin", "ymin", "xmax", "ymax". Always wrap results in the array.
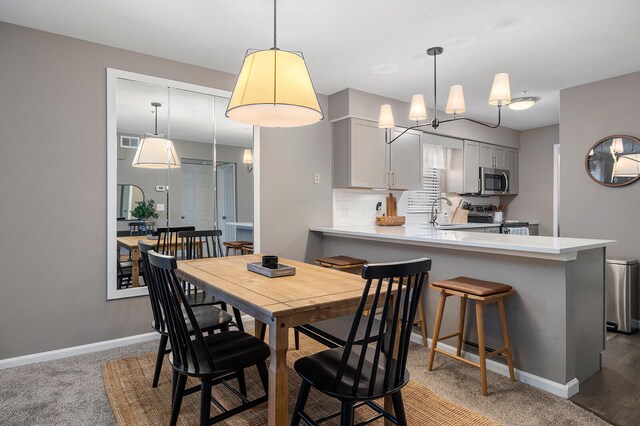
[
  {"xmin": 315, "ymin": 255, "xmax": 367, "ymax": 273},
  {"xmin": 427, "ymin": 276, "xmax": 516, "ymax": 396},
  {"xmin": 241, "ymin": 244, "xmax": 254, "ymax": 255},
  {"xmin": 223, "ymin": 241, "xmax": 252, "ymax": 256}
]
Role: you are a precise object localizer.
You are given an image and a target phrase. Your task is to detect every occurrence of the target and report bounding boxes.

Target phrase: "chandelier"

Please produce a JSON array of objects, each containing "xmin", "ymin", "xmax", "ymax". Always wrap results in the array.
[{"xmin": 378, "ymin": 47, "xmax": 511, "ymax": 144}]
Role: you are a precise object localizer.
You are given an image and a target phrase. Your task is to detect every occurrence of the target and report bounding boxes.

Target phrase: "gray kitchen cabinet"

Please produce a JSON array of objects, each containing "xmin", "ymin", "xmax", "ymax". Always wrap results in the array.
[
  {"xmin": 463, "ymin": 140, "xmax": 480, "ymax": 193},
  {"xmin": 390, "ymin": 127, "xmax": 422, "ymax": 190},
  {"xmin": 480, "ymin": 143, "xmax": 505, "ymax": 169},
  {"xmin": 332, "ymin": 118, "xmax": 422, "ymax": 189},
  {"xmin": 505, "ymin": 148, "xmax": 518, "ymax": 194}
]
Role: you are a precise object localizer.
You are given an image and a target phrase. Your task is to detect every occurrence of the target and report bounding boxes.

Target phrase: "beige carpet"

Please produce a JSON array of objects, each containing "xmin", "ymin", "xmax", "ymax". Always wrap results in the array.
[{"xmin": 102, "ymin": 334, "xmax": 499, "ymax": 425}]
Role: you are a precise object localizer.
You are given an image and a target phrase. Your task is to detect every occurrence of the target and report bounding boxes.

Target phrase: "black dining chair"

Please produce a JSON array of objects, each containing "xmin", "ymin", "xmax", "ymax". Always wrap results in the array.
[
  {"xmin": 156, "ymin": 226, "xmax": 195, "ymax": 256},
  {"xmin": 177, "ymin": 230, "xmax": 245, "ymax": 332},
  {"xmin": 147, "ymin": 250, "xmax": 270, "ymax": 426},
  {"xmin": 138, "ymin": 241, "xmax": 233, "ymax": 388},
  {"xmin": 129, "ymin": 220, "xmax": 151, "ymax": 236},
  {"xmin": 291, "ymin": 257, "xmax": 431, "ymax": 426}
]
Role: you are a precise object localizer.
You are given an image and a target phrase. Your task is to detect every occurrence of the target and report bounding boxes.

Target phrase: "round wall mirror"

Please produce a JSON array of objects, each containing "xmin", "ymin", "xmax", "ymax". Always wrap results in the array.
[
  {"xmin": 117, "ymin": 184, "xmax": 145, "ymax": 220},
  {"xmin": 585, "ymin": 135, "xmax": 640, "ymax": 187}
]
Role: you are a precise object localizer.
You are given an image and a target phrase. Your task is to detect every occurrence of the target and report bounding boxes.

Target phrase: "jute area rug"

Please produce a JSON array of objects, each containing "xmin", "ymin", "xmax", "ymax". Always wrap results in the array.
[{"xmin": 102, "ymin": 333, "xmax": 499, "ymax": 425}]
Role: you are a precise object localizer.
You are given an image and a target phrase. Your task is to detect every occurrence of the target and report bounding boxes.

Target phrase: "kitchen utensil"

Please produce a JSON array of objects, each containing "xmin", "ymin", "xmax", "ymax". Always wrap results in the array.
[{"xmin": 386, "ymin": 193, "xmax": 397, "ymax": 217}]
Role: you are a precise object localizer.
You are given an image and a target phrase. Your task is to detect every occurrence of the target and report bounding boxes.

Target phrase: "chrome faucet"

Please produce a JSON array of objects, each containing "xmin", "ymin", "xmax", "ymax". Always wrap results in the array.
[{"xmin": 429, "ymin": 197, "xmax": 453, "ymax": 226}]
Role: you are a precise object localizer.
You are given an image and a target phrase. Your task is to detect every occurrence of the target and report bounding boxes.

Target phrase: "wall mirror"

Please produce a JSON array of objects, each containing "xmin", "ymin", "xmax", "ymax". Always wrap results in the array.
[
  {"xmin": 107, "ymin": 69, "xmax": 255, "ymax": 299},
  {"xmin": 117, "ymin": 184, "xmax": 144, "ymax": 220},
  {"xmin": 585, "ymin": 135, "xmax": 640, "ymax": 187}
]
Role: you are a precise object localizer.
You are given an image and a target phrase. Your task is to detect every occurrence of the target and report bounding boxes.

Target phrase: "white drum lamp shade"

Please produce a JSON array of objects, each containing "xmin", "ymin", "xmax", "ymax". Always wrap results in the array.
[
  {"xmin": 132, "ymin": 134, "xmax": 181, "ymax": 169},
  {"xmin": 446, "ymin": 85, "xmax": 466, "ymax": 114},
  {"xmin": 488, "ymin": 73, "xmax": 512, "ymax": 106},
  {"xmin": 378, "ymin": 104, "xmax": 395, "ymax": 129},
  {"xmin": 409, "ymin": 94, "xmax": 427, "ymax": 121},
  {"xmin": 243, "ymin": 149, "xmax": 254, "ymax": 164},
  {"xmin": 226, "ymin": 49, "xmax": 323, "ymax": 128}
]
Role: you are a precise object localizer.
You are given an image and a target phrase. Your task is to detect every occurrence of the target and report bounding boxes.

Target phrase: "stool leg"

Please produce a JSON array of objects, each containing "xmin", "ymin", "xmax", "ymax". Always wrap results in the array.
[
  {"xmin": 457, "ymin": 296, "xmax": 467, "ymax": 356},
  {"xmin": 498, "ymin": 298, "xmax": 516, "ymax": 381},
  {"xmin": 475, "ymin": 302, "xmax": 488, "ymax": 396},
  {"xmin": 428, "ymin": 290, "xmax": 447, "ymax": 371},
  {"xmin": 226, "ymin": 247, "xmax": 231, "ymax": 256},
  {"xmin": 417, "ymin": 301, "xmax": 428, "ymax": 348}
]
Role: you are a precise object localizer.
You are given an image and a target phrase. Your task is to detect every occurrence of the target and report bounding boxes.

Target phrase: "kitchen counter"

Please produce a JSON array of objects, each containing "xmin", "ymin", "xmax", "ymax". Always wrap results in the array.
[
  {"xmin": 310, "ymin": 225, "xmax": 612, "ymax": 261},
  {"xmin": 226, "ymin": 222, "xmax": 253, "ymax": 229},
  {"xmin": 309, "ymin": 225, "xmax": 614, "ymax": 397}
]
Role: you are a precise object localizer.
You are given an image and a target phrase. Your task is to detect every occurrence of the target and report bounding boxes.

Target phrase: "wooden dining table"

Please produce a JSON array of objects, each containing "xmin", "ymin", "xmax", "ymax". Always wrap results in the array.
[
  {"xmin": 117, "ymin": 236, "xmax": 195, "ymax": 287},
  {"xmin": 175, "ymin": 254, "xmax": 396, "ymax": 426}
]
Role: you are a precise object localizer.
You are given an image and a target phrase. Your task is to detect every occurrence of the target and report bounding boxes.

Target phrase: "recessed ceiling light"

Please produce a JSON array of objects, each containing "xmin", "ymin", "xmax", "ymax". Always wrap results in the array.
[
  {"xmin": 508, "ymin": 96, "xmax": 539, "ymax": 110},
  {"xmin": 370, "ymin": 64, "xmax": 400, "ymax": 75}
]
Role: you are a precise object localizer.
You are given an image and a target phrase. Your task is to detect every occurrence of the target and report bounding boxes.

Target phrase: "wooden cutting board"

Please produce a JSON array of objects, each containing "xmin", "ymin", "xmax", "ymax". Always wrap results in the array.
[
  {"xmin": 451, "ymin": 207, "xmax": 468, "ymax": 224},
  {"xmin": 386, "ymin": 193, "xmax": 397, "ymax": 217}
]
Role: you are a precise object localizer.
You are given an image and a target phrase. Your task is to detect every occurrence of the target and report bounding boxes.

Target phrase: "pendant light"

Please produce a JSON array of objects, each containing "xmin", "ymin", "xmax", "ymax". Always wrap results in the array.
[
  {"xmin": 132, "ymin": 102, "xmax": 181, "ymax": 169},
  {"xmin": 378, "ymin": 47, "xmax": 511, "ymax": 145},
  {"xmin": 226, "ymin": 0, "xmax": 323, "ymax": 128}
]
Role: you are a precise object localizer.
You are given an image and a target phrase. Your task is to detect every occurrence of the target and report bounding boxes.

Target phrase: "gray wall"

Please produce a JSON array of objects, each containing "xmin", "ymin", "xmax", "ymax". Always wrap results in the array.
[
  {"xmin": 559, "ymin": 71, "xmax": 640, "ymax": 261},
  {"xmin": 259, "ymin": 95, "xmax": 333, "ymax": 262},
  {"xmin": 0, "ymin": 22, "xmax": 238, "ymax": 359},
  {"xmin": 504, "ymin": 125, "xmax": 559, "ymax": 236}
]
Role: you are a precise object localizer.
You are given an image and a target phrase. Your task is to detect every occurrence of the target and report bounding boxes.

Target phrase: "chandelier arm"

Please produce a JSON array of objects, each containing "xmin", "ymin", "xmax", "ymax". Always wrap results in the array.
[
  {"xmin": 385, "ymin": 122, "xmax": 430, "ymax": 144},
  {"xmin": 441, "ymin": 106, "xmax": 503, "ymax": 129}
]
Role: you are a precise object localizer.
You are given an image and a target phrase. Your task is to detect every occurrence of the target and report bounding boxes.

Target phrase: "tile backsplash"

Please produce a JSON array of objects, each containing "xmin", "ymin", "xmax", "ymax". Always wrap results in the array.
[{"xmin": 333, "ymin": 189, "xmax": 500, "ymax": 227}]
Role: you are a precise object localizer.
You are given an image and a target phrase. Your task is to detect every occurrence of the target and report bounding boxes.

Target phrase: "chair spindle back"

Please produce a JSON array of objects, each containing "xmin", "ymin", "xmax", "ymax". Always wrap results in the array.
[
  {"xmin": 177, "ymin": 230, "xmax": 224, "ymax": 260},
  {"xmin": 156, "ymin": 226, "xmax": 195, "ymax": 256},
  {"xmin": 333, "ymin": 257, "xmax": 431, "ymax": 397}
]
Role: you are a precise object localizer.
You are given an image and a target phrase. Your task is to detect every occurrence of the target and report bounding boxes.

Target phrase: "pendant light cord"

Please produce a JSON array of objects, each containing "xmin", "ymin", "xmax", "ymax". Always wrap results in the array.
[{"xmin": 273, "ymin": 0, "xmax": 277, "ymax": 49}]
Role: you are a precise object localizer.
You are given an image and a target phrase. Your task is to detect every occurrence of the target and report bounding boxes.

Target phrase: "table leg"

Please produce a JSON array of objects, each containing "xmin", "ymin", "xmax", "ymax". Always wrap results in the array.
[
  {"xmin": 268, "ymin": 319, "xmax": 289, "ymax": 426},
  {"xmin": 132, "ymin": 248, "xmax": 140, "ymax": 288}
]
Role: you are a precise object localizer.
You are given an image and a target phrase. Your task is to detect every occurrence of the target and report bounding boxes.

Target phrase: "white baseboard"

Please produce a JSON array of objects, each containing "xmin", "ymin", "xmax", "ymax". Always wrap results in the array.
[
  {"xmin": 0, "ymin": 320, "xmax": 578, "ymax": 398},
  {"xmin": 0, "ymin": 332, "xmax": 160, "ymax": 370},
  {"xmin": 409, "ymin": 331, "xmax": 580, "ymax": 398}
]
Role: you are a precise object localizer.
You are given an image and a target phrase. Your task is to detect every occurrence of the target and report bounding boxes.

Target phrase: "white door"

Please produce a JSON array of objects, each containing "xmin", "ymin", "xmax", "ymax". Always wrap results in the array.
[
  {"xmin": 390, "ymin": 128, "xmax": 422, "ymax": 190},
  {"xmin": 181, "ymin": 164, "xmax": 215, "ymax": 229},
  {"xmin": 216, "ymin": 163, "xmax": 237, "ymax": 243}
]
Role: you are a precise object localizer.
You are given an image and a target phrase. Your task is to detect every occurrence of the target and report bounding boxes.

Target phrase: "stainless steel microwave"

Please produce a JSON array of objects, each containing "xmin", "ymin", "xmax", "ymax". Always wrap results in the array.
[{"xmin": 480, "ymin": 167, "xmax": 510, "ymax": 195}]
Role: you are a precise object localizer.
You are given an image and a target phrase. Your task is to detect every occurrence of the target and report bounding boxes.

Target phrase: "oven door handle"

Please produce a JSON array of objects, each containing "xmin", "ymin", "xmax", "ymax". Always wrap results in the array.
[{"xmin": 502, "ymin": 172, "xmax": 509, "ymax": 194}]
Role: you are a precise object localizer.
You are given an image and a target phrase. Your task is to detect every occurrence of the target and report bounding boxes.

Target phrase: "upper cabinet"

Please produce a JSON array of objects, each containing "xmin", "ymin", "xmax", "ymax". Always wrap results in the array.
[
  {"xmin": 479, "ymin": 144, "xmax": 505, "ymax": 169},
  {"xmin": 389, "ymin": 127, "xmax": 422, "ymax": 190},
  {"xmin": 505, "ymin": 148, "xmax": 518, "ymax": 194},
  {"xmin": 333, "ymin": 118, "xmax": 422, "ymax": 190},
  {"xmin": 460, "ymin": 140, "xmax": 518, "ymax": 194}
]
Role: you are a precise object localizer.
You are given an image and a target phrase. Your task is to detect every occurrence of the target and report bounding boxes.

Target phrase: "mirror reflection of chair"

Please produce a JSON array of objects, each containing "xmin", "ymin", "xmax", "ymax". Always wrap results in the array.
[
  {"xmin": 128, "ymin": 220, "xmax": 153, "ymax": 236},
  {"xmin": 146, "ymin": 250, "xmax": 269, "ymax": 425},
  {"xmin": 291, "ymin": 258, "xmax": 431, "ymax": 426},
  {"xmin": 156, "ymin": 226, "xmax": 195, "ymax": 256},
  {"xmin": 177, "ymin": 230, "xmax": 245, "ymax": 331},
  {"xmin": 138, "ymin": 241, "xmax": 234, "ymax": 389}
]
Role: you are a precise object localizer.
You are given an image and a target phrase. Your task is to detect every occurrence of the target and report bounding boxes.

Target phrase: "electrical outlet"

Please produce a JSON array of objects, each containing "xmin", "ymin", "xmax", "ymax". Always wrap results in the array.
[
  {"xmin": 314, "ymin": 173, "xmax": 320, "ymax": 184},
  {"xmin": 156, "ymin": 203, "xmax": 165, "ymax": 212}
]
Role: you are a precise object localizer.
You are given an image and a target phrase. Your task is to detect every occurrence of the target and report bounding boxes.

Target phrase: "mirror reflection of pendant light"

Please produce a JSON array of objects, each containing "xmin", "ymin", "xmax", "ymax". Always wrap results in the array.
[
  {"xmin": 132, "ymin": 102, "xmax": 181, "ymax": 169},
  {"xmin": 611, "ymin": 138, "xmax": 625, "ymax": 154},
  {"xmin": 243, "ymin": 149, "xmax": 254, "ymax": 173},
  {"xmin": 225, "ymin": 0, "xmax": 323, "ymax": 128},
  {"xmin": 378, "ymin": 47, "xmax": 511, "ymax": 145}
]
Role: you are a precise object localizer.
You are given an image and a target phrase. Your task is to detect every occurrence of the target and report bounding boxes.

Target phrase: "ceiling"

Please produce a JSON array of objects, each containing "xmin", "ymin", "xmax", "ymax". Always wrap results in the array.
[
  {"xmin": 2, "ymin": 0, "xmax": 640, "ymax": 130},
  {"xmin": 116, "ymin": 78, "xmax": 253, "ymax": 147}
]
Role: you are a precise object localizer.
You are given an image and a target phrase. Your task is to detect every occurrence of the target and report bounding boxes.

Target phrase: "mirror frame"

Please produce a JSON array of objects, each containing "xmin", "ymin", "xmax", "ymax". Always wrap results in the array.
[
  {"xmin": 584, "ymin": 134, "xmax": 640, "ymax": 188},
  {"xmin": 106, "ymin": 68, "xmax": 259, "ymax": 300}
]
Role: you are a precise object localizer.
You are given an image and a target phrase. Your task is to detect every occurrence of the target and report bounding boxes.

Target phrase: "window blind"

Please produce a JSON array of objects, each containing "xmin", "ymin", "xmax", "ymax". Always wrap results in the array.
[{"xmin": 407, "ymin": 168, "xmax": 443, "ymax": 213}]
